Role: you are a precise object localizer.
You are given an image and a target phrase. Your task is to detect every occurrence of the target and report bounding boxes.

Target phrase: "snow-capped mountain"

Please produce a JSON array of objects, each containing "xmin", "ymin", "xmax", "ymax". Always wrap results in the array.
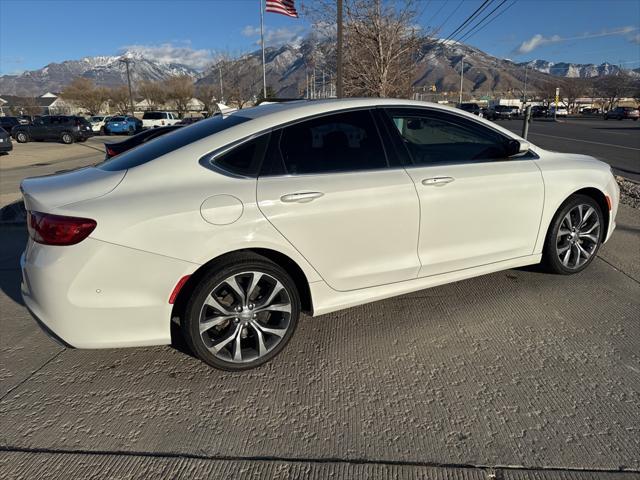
[
  {"xmin": 519, "ymin": 60, "xmax": 638, "ymax": 78},
  {"xmin": 0, "ymin": 51, "xmax": 200, "ymax": 96}
]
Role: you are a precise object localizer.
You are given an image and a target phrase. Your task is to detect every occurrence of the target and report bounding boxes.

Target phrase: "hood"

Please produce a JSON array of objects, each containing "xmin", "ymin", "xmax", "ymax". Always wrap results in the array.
[{"xmin": 21, "ymin": 166, "xmax": 126, "ymax": 212}]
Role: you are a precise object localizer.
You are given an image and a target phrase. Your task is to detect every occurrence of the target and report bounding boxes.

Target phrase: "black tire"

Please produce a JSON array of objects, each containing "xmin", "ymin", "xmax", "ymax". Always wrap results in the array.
[
  {"xmin": 541, "ymin": 194, "xmax": 604, "ymax": 275},
  {"xmin": 15, "ymin": 132, "xmax": 29, "ymax": 143},
  {"xmin": 61, "ymin": 132, "xmax": 74, "ymax": 144},
  {"xmin": 181, "ymin": 253, "xmax": 301, "ymax": 371},
  {"xmin": 128, "ymin": 127, "xmax": 134, "ymax": 136},
  {"xmin": 100, "ymin": 127, "xmax": 105, "ymax": 135}
]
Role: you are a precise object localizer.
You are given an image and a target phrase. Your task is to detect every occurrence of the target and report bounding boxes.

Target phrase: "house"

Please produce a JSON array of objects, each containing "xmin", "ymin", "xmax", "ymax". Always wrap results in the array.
[{"xmin": 0, "ymin": 92, "xmax": 74, "ymax": 116}]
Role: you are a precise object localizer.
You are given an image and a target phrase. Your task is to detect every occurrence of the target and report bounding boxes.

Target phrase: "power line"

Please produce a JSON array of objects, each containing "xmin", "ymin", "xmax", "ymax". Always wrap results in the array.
[
  {"xmin": 424, "ymin": 1, "xmax": 448, "ymax": 29},
  {"xmin": 443, "ymin": 0, "xmax": 493, "ymax": 42},
  {"xmin": 435, "ymin": 0, "xmax": 465, "ymax": 32},
  {"xmin": 457, "ymin": 0, "xmax": 513, "ymax": 44}
]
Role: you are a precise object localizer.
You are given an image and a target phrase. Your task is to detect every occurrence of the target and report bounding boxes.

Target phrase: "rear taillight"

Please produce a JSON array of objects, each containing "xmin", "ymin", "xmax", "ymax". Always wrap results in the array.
[
  {"xmin": 106, "ymin": 146, "xmax": 116, "ymax": 157},
  {"xmin": 27, "ymin": 211, "xmax": 97, "ymax": 246}
]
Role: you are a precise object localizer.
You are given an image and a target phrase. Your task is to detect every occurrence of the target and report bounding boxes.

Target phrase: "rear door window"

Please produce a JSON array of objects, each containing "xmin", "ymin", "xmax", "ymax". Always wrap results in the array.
[{"xmin": 274, "ymin": 110, "xmax": 387, "ymax": 175}]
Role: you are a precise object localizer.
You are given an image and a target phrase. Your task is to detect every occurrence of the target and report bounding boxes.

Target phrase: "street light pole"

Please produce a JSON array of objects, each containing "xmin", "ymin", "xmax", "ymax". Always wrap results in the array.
[
  {"xmin": 459, "ymin": 55, "xmax": 464, "ymax": 104},
  {"xmin": 523, "ymin": 65, "xmax": 528, "ymax": 105},
  {"xmin": 119, "ymin": 57, "xmax": 135, "ymax": 116}
]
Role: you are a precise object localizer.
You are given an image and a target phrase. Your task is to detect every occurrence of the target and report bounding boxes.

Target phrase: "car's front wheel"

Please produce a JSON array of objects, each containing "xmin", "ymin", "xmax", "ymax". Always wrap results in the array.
[
  {"xmin": 181, "ymin": 253, "xmax": 300, "ymax": 370},
  {"xmin": 542, "ymin": 194, "xmax": 604, "ymax": 274}
]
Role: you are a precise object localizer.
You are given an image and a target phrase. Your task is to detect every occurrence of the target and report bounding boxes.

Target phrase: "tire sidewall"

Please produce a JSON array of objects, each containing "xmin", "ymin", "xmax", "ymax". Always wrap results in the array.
[
  {"xmin": 544, "ymin": 195, "xmax": 604, "ymax": 274},
  {"xmin": 61, "ymin": 132, "xmax": 73, "ymax": 144},
  {"xmin": 16, "ymin": 132, "xmax": 28, "ymax": 143},
  {"xmin": 183, "ymin": 259, "xmax": 301, "ymax": 371}
]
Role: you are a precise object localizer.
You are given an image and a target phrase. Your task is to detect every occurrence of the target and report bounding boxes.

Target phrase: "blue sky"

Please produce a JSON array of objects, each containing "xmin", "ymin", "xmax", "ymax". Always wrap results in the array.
[{"xmin": 0, "ymin": 0, "xmax": 639, "ymax": 75}]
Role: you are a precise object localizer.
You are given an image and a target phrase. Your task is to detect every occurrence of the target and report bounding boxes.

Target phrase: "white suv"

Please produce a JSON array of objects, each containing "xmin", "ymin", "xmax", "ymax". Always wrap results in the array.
[
  {"xmin": 142, "ymin": 111, "xmax": 180, "ymax": 129},
  {"xmin": 20, "ymin": 99, "xmax": 619, "ymax": 370}
]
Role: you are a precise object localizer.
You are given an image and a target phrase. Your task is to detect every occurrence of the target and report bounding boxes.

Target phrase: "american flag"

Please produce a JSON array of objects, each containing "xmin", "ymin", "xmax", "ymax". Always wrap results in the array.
[{"xmin": 265, "ymin": 0, "xmax": 298, "ymax": 18}]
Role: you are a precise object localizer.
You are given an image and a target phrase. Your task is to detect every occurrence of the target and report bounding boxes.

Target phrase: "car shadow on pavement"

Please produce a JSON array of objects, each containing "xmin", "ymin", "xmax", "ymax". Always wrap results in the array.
[{"xmin": 0, "ymin": 224, "xmax": 27, "ymax": 306}]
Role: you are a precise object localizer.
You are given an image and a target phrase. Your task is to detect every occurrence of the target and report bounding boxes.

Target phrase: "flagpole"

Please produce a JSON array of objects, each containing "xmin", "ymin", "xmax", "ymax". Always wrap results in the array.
[{"xmin": 260, "ymin": 0, "xmax": 267, "ymax": 99}]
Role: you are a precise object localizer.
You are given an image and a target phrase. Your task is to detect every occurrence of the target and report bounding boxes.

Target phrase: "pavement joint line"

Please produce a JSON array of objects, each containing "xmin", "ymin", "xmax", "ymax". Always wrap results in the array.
[
  {"xmin": 527, "ymin": 132, "xmax": 640, "ymax": 151},
  {"xmin": 0, "ymin": 349, "xmax": 64, "ymax": 403},
  {"xmin": 597, "ymin": 255, "xmax": 640, "ymax": 285},
  {"xmin": 0, "ymin": 446, "xmax": 638, "ymax": 475}
]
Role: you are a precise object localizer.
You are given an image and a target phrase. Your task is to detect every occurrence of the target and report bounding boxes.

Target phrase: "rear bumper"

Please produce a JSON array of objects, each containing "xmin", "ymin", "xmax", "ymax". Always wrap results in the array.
[{"xmin": 20, "ymin": 237, "xmax": 197, "ymax": 349}]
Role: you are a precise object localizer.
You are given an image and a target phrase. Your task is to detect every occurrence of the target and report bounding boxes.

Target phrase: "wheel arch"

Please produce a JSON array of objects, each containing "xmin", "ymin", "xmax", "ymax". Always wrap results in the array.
[
  {"xmin": 541, "ymin": 186, "xmax": 611, "ymax": 248},
  {"xmin": 170, "ymin": 247, "xmax": 314, "ymax": 328}
]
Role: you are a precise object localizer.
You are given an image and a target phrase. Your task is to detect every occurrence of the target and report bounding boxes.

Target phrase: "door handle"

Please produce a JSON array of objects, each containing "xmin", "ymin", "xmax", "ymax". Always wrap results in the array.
[
  {"xmin": 422, "ymin": 176, "xmax": 455, "ymax": 186},
  {"xmin": 280, "ymin": 192, "xmax": 324, "ymax": 203}
]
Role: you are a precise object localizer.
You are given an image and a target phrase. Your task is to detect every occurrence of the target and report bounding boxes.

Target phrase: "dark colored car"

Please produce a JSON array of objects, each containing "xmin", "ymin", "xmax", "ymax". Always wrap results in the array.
[
  {"xmin": 103, "ymin": 125, "xmax": 183, "ymax": 158},
  {"xmin": 580, "ymin": 107, "xmax": 599, "ymax": 115},
  {"xmin": 177, "ymin": 116, "xmax": 204, "ymax": 125},
  {"xmin": 604, "ymin": 106, "xmax": 639, "ymax": 121},
  {"xmin": 531, "ymin": 105, "xmax": 548, "ymax": 118},
  {"xmin": 12, "ymin": 115, "xmax": 93, "ymax": 144},
  {"xmin": 0, "ymin": 116, "xmax": 22, "ymax": 134},
  {"xmin": 487, "ymin": 105, "xmax": 518, "ymax": 120},
  {"xmin": 458, "ymin": 103, "xmax": 482, "ymax": 116},
  {"xmin": 0, "ymin": 127, "xmax": 13, "ymax": 154}
]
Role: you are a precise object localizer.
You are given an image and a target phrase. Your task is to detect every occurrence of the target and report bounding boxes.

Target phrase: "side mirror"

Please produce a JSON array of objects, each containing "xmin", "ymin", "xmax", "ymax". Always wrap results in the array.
[{"xmin": 506, "ymin": 139, "xmax": 529, "ymax": 156}]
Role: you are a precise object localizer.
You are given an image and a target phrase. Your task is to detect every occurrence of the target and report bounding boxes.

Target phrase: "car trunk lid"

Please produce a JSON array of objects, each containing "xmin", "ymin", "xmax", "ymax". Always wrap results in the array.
[{"xmin": 21, "ymin": 167, "xmax": 126, "ymax": 212}]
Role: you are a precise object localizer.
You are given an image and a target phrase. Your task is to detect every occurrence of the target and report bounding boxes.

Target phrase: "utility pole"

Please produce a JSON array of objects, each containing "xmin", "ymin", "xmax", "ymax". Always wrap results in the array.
[
  {"xmin": 523, "ymin": 65, "xmax": 528, "ymax": 105},
  {"xmin": 119, "ymin": 57, "xmax": 135, "ymax": 116},
  {"xmin": 336, "ymin": 0, "xmax": 344, "ymax": 98},
  {"xmin": 219, "ymin": 66, "xmax": 224, "ymax": 103},
  {"xmin": 459, "ymin": 56, "xmax": 464, "ymax": 104}
]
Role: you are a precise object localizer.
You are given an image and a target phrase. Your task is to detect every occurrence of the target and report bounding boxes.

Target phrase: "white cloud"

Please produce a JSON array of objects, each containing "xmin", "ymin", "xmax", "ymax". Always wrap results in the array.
[
  {"xmin": 120, "ymin": 42, "xmax": 215, "ymax": 70},
  {"xmin": 241, "ymin": 25, "xmax": 306, "ymax": 46},
  {"xmin": 514, "ymin": 26, "xmax": 639, "ymax": 55},
  {"xmin": 630, "ymin": 33, "xmax": 640, "ymax": 44}
]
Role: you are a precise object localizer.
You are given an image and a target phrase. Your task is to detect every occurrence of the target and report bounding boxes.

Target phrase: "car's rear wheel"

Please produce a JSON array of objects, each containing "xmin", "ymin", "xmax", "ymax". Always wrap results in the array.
[
  {"xmin": 61, "ymin": 132, "xmax": 74, "ymax": 144},
  {"xmin": 15, "ymin": 132, "xmax": 28, "ymax": 143},
  {"xmin": 542, "ymin": 194, "xmax": 604, "ymax": 275},
  {"xmin": 181, "ymin": 254, "xmax": 300, "ymax": 370}
]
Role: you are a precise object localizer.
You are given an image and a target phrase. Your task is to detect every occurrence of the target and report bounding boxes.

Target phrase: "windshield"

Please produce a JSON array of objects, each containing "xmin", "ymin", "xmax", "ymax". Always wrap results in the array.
[
  {"xmin": 143, "ymin": 112, "xmax": 165, "ymax": 120},
  {"xmin": 91, "ymin": 116, "xmax": 104, "ymax": 122},
  {"xmin": 98, "ymin": 114, "xmax": 251, "ymax": 171}
]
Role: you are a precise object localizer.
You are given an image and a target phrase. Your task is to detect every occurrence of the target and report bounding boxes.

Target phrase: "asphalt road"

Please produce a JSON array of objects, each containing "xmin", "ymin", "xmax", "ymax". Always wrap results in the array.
[
  {"xmin": 1, "ymin": 205, "xmax": 639, "ymax": 478},
  {"xmin": 495, "ymin": 117, "xmax": 640, "ymax": 181}
]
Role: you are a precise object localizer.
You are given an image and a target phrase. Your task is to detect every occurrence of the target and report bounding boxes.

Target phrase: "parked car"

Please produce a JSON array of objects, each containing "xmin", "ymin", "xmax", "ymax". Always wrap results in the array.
[
  {"xmin": 531, "ymin": 106, "xmax": 548, "ymax": 118},
  {"xmin": 580, "ymin": 107, "xmax": 599, "ymax": 115},
  {"xmin": 19, "ymin": 99, "xmax": 619, "ymax": 370},
  {"xmin": 177, "ymin": 116, "xmax": 204, "ymax": 125},
  {"xmin": 487, "ymin": 105, "xmax": 518, "ymax": 120},
  {"xmin": 89, "ymin": 115, "xmax": 113, "ymax": 134},
  {"xmin": 604, "ymin": 106, "xmax": 639, "ymax": 121},
  {"xmin": 457, "ymin": 103, "xmax": 482, "ymax": 117},
  {"xmin": 548, "ymin": 106, "xmax": 568, "ymax": 117},
  {"xmin": 0, "ymin": 116, "xmax": 22, "ymax": 134},
  {"xmin": 142, "ymin": 111, "xmax": 180, "ymax": 129},
  {"xmin": 0, "ymin": 127, "xmax": 13, "ymax": 154},
  {"xmin": 104, "ymin": 116, "xmax": 143, "ymax": 135},
  {"xmin": 17, "ymin": 115, "xmax": 33, "ymax": 125},
  {"xmin": 12, "ymin": 115, "xmax": 93, "ymax": 144},
  {"xmin": 104, "ymin": 125, "xmax": 183, "ymax": 158}
]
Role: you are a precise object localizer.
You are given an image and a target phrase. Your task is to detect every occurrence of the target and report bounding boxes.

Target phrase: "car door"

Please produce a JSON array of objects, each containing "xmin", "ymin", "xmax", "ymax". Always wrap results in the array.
[
  {"xmin": 256, "ymin": 109, "xmax": 421, "ymax": 292},
  {"xmin": 30, "ymin": 117, "xmax": 51, "ymax": 140},
  {"xmin": 382, "ymin": 107, "xmax": 544, "ymax": 278}
]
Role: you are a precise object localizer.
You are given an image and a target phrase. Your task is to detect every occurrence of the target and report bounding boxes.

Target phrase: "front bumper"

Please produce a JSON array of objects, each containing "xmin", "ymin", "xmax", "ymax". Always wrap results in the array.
[
  {"xmin": 21, "ymin": 237, "xmax": 196, "ymax": 349},
  {"xmin": 0, "ymin": 141, "xmax": 12, "ymax": 152}
]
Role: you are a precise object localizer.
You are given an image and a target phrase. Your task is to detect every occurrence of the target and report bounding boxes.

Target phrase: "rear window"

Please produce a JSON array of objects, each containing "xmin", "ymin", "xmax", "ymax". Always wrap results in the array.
[
  {"xmin": 143, "ymin": 112, "xmax": 166, "ymax": 120},
  {"xmin": 110, "ymin": 116, "xmax": 125, "ymax": 122},
  {"xmin": 98, "ymin": 114, "xmax": 251, "ymax": 171}
]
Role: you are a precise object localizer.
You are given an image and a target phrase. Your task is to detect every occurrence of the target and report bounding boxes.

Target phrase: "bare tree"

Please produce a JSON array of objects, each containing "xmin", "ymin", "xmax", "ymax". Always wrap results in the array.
[
  {"xmin": 563, "ymin": 78, "xmax": 586, "ymax": 113},
  {"xmin": 20, "ymin": 97, "xmax": 43, "ymax": 116},
  {"xmin": 164, "ymin": 76, "xmax": 194, "ymax": 118},
  {"xmin": 595, "ymin": 74, "xmax": 633, "ymax": 111},
  {"xmin": 61, "ymin": 77, "xmax": 109, "ymax": 114},
  {"xmin": 224, "ymin": 61, "xmax": 258, "ymax": 109},
  {"xmin": 195, "ymin": 83, "xmax": 219, "ymax": 117},
  {"xmin": 108, "ymin": 86, "xmax": 131, "ymax": 115},
  {"xmin": 138, "ymin": 80, "xmax": 166, "ymax": 110}
]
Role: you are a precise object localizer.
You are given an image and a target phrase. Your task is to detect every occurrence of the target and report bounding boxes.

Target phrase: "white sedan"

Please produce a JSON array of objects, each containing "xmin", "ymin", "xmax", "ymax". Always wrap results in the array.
[{"xmin": 20, "ymin": 99, "xmax": 619, "ymax": 370}]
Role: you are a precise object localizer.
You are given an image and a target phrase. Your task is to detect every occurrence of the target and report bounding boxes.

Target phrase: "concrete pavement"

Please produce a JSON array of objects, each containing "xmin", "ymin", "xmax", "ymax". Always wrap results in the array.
[{"xmin": 1, "ymin": 206, "xmax": 638, "ymax": 479}]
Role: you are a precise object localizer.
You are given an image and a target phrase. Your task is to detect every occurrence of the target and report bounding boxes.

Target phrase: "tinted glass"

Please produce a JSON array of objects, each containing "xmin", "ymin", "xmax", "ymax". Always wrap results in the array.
[
  {"xmin": 213, "ymin": 134, "xmax": 269, "ymax": 176},
  {"xmin": 143, "ymin": 112, "xmax": 164, "ymax": 120},
  {"xmin": 386, "ymin": 109, "xmax": 510, "ymax": 165},
  {"xmin": 277, "ymin": 110, "xmax": 386, "ymax": 175},
  {"xmin": 99, "ymin": 114, "xmax": 251, "ymax": 171},
  {"xmin": 110, "ymin": 116, "xmax": 125, "ymax": 122}
]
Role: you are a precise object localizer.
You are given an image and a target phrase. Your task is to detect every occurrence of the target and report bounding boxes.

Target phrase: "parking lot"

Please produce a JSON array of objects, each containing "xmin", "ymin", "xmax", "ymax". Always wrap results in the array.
[{"xmin": 1, "ymin": 120, "xmax": 639, "ymax": 479}]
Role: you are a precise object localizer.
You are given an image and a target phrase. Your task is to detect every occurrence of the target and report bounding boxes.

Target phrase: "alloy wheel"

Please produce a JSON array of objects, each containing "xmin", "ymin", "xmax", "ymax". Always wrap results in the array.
[
  {"xmin": 556, "ymin": 204, "xmax": 601, "ymax": 270},
  {"xmin": 198, "ymin": 271, "xmax": 292, "ymax": 364}
]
